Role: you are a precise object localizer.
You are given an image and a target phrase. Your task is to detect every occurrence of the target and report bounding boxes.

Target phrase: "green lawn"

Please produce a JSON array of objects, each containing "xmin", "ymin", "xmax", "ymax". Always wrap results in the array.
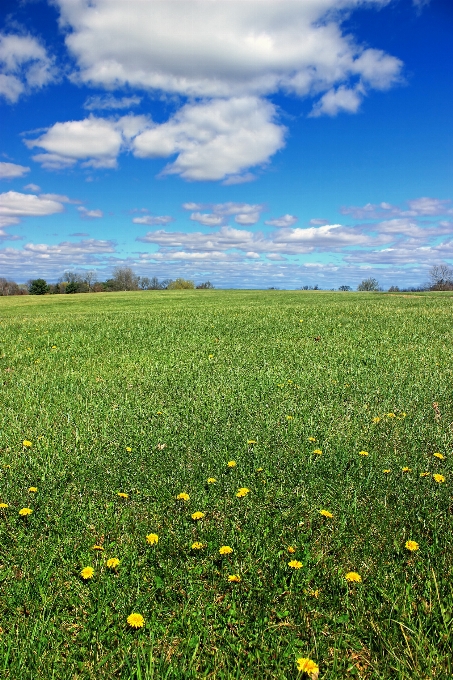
[{"xmin": 0, "ymin": 290, "xmax": 452, "ymax": 679}]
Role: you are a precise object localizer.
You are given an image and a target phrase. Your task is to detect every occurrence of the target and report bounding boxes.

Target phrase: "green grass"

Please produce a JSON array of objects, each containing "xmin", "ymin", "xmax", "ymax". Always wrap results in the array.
[{"xmin": 0, "ymin": 289, "xmax": 452, "ymax": 679}]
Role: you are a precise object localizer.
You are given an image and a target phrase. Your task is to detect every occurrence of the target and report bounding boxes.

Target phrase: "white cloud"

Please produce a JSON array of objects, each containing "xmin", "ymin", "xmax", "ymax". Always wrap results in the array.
[
  {"xmin": 309, "ymin": 84, "xmax": 364, "ymax": 117},
  {"xmin": 235, "ymin": 212, "xmax": 261, "ymax": 226},
  {"xmin": 309, "ymin": 218, "xmax": 329, "ymax": 225},
  {"xmin": 341, "ymin": 197, "xmax": 453, "ymax": 219},
  {"xmin": 84, "ymin": 94, "xmax": 142, "ymax": 110},
  {"xmin": 0, "ymin": 191, "xmax": 64, "ymax": 218},
  {"xmin": 39, "ymin": 193, "xmax": 81, "ymax": 204},
  {"xmin": 0, "ymin": 33, "xmax": 56, "ymax": 103},
  {"xmin": 0, "ymin": 162, "xmax": 30, "ymax": 179},
  {"xmin": 190, "ymin": 213, "xmax": 225, "ymax": 228},
  {"xmin": 133, "ymin": 97, "xmax": 285, "ymax": 181},
  {"xmin": 26, "ymin": 114, "xmax": 151, "ymax": 170},
  {"xmin": 78, "ymin": 206, "xmax": 103, "ymax": 219},
  {"xmin": 24, "ymin": 183, "xmax": 41, "ymax": 192},
  {"xmin": 54, "ymin": 0, "xmax": 402, "ymax": 104},
  {"xmin": 222, "ymin": 172, "xmax": 257, "ymax": 186},
  {"xmin": 265, "ymin": 214, "xmax": 298, "ymax": 228},
  {"xmin": 132, "ymin": 215, "xmax": 174, "ymax": 226}
]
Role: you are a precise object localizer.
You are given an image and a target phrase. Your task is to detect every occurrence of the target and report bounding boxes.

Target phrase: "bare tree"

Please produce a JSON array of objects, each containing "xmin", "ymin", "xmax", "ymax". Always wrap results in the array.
[
  {"xmin": 357, "ymin": 278, "xmax": 381, "ymax": 291},
  {"xmin": 428, "ymin": 264, "xmax": 453, "ymax": 291},
  {"xmin": 83, "ymin": 270, "xmax": 98, "ymax": 291},
  {"xmin": 111, "ymin": 266, "xmax": 139, "ymax": 291}
]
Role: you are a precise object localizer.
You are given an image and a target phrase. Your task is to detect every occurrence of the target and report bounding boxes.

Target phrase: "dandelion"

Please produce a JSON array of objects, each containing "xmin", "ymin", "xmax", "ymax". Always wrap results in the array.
[
  {"xmin": 256, "ymin": 468, "xmax": 263, "ymax": 472},
  {"xmin": 286, "ymin": 415, "xmax": 293, "ymax": 420},
  {"xmin": 296, "ymin": 657, "xmax": 319, "ymax": 675},
  {"xmin": 0, "ymin": 503, "xmax": 8, "ymax": 509},
  {"xmin": 359, "ymin": 450, "xmax": 369, "ymax": 456},
  {"xmin": 236, "ymin": 488, "xmax": 250, "ymax": 498},
  {"xmin": 308, "ymin": 437, "xmax": 316, "ymax": 442},
  {"xmin": 125, "ymin": 446, "xmax": 132, "ymax": 453},
  {"xmin": 319, "ymin": 510, "xmax": 333, "ymax": 518},
  {"xmin": 127, "ymin": 613, "xmax": 145, "ymax": 629},
  {"xmin": 402, "ymin": 467, "xmax": 411, "ymax": 472},
  {"xmin": 80, "ymin": 566, "xmax": 94, "ymax": 580},
  {"xmin": 22, "ymin": 440, "xmax": 32, "ymax": 448},
  {"xmin": 177, "ymin": 492, "xmax": 190, "ymax": 501},
  {"xmin": 383, "ymin": 469, "xmax": 391, "ymax": 474},
  {"xmin": 420, "ymin": 472, "xmax": 430, "ymax": 477},
  {"xmin": 219, "ymin": 545, "xmax": 233, "ymax": 555},
  {"xmin": 433, "ymin": 474, "xmax": 445, "ymax": 483},
  {"xmin": 207, "ymin": 478, "xmax": 216, "ymax": 484},
  {"xmin": 19, "ymin": 508, "xmax": 32, "ymax": 516},
  {"xmin": 313, "ymin": 449, "xmax": 322, "ymax": 455},
  {"xmin": 28, "ymin": 487, "xmax": 38, "ymax": 493},
  {"xmin": 288, "ymin": 560, "xmax": 303, "ymax": 569},
  {"xmin": 433, "ymin": 453, "xmax": 444, "ymax": 460},
  {"xmin": 405, "ymin": 540, "xmax": 419, "ymax": 552},
  {"xmin": 387, "ymin": 412, "xmax": 396, "ymax": 418},
  {"xmin": 247, "ymin": 440, "xmax": 257, "ymax": 445},
  {"xmin": 92, "ymin": 545, "xmax": 104, "ymax": 551},
  {"xmin": 372, "ymin": 417, "xmax": 380, "ymax": 423},
  {"xmin": 227, "ymin": 460, "xmax": 236, "ymax": 467},
  {"xmin": 191, "ymin": 511, "xmax": 205, "ymax": 520},
  {"xmin": 117, "ymin": 492, "xmax": 129, "ymax": 498},
  {"xmin": 146, "ymin": 533, "xmax": 159, "ymax": 545},
  {"xmin": 228, "ymin": 574, "xmax": 241, "ymax": 583},
  {"xmin": 287, "ymin": 546, "xmax": 296, "ymax": 553},
  {"xmin": 208, "ymin": 354, "xmax": 214, "ymax": 359},
  {"xmin": 51, "ymin": 345, "xmax": 57, "ymax": 349},
  {"xmin": 345, "ymin": 572, "xmax": 362, "ymax": 582},
  {"xmin": 191, "ymin": 542, "xmax": 204, "ymax": 550},
  {"xmin": 106, "ymin": 558, "xmax": 120, "ymax": 568}
]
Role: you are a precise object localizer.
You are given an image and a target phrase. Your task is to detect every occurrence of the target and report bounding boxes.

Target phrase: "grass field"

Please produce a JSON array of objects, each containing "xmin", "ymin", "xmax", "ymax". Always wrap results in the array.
[{"xmin": 0, "ymin": 290, "xmax": 452, "ymax": 679}]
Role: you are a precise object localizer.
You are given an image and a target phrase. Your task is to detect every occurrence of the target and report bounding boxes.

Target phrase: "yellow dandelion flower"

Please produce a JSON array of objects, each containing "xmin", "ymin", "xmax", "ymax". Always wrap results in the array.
[
  {"xmin": 286, "ymin": 415, "xmax": 293, "ymax": 420},
  {"xmin": 256, "ymin": 468, "xmax": 263, "ymax": 472},
  {"xmin": 236, "ymin": 487, "xmax": 250, "ymax": 498},
  {"xmin": 19, "ymin": 507, "xmax": 32, "ymax": 516},
  {"xmin": 80, "ymin": 566, "xmax": 94, "ymax": 580},
  {"xmin": 228, "ymin": 574, "xmax": 241, "ymax": 583},
  {"xmin": 345, "ymin": 571, "xmax": 362, "ymax": 582},
  {"xmin": 247, "ymin": 440, "xmax": 257, "ymax": 444},
  {"xmin": 296, "ymin": 657, "xmax": 319, "ymax": 675},
  {"xmin": 219, "ymin": 545, "xmax": 233, "ymax": 555},
  {"xmin": 177, "ymin": 492, "xmax": 190, "ymax": 501},
  {"xmin": 433, "ymin": 453, "xmax": 444, "ymax": 460},
  {"xmin": 146, "ymin": 533, "xmax": 159, "ymax": 545},
  {"xmin": 117, "ymin": 492, "xmax": 128, "ymax": 498},
  {"xmin": 191, "ymin": 511, "xmax": 205, "ymax": 520},
  {"xmin": 308, "ymin": 437, "xmax": 316, "ymax": 442},
  {"xmin": 405, "ymin": 540, "xmax": 419, "ymax": 552},
  {"xmin": 313, "ymin": 449, "xmax": 322, "ymax": 455},
  {"xmin": 420, "ymin": 472, "xmax": 430, "ymax": 477},
  {"xmin": 208, "ymin": 354, "xmax": 214, "ymax": 358},
  {"xmin": 383, "ymin": 469, "xmax": 391, "ymax": 474},
  {"xmin": 28, "ymin": 487, "xmax": 38, "ymax": 493},
  {"xmin": 106, "ymin": 557, "xmax": 120, "ymax": 568},
  {"xmin": 319, "ymin": 509, "xmax": 333, "ymax": 518},
  {"xmin": 22, "ymin": 440, "xmax": 32, "ymax": 448},
  {"xmin": 125, "ymin": 446, "xmax": 132, "ymax": 452},
  {"xmin": 288, "ymin": 560, "xmax": 303, "ymax": 569},
  {"xmin": 92, "ymin": 545, "xmax": 104, "ymax": 551},
  {"xmin": 287, "ymin": 546, "xmax": 296, "ymax": 553},
  {"xmin": 359, "ymin": 450, "xmax": 369, "ymax": 456},
  {"xmin": 227, "ymin": 460, "xmax": 237, "ymax": 468},
  {"xmin": 127, "ymin": 613, "xmax": 145, "ymax": 628},
  {"xmin": 0, "ymin": 503, "xmax": 8, "ymax": 509},
  {"xmin": 402, "ymin": 467, "xmax": 411, "ymax": 472},
  {"xmin": 191, "ymin": 542, "xmax": 204, "ymax": 550},
  {"xmin": 433, "ymin": 474, "xmax": 445, "ymax": 483},
  {"xmin": 387, "ymin": 412, "xmax": 396, "ymax": 418},
  {"xmin": 51, "ymin": 345, "xmax": 57, "ymax": 349},
  {"xmin": 207, "ymin": 477, "xmax": 217, "ymax": 484},
  {"xmin": 372, "ymin": 417, "xmax": 380, "ymax": 423}
]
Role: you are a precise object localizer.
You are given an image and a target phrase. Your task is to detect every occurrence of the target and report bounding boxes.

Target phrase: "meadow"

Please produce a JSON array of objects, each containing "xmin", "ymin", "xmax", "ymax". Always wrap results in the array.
[{"xmin": 0, "ymin": 289, "xmax": 452, "ymax": 679}]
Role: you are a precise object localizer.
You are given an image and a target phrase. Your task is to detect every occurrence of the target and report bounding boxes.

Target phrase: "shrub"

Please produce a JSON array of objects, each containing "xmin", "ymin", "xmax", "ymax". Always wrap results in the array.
[{"xmin": 28, "ymin": 278, "xmax": 49, "ymax": 295}]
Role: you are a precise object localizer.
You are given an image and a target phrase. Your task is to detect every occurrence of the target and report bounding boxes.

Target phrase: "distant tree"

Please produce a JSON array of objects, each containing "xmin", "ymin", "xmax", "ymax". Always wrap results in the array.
[
  {"xmin": 138, "ymin": 276, "xmax": 151, "ymax": 290},
  {"xmin": 357, "ymin": 278, "xmax": 380, "ymax": 292},
  {"xmin": 167, "ymin": 278, "xmax": 195, "ymax": 290},
  {"xmin": 0, "ymin": 278, "xmax": 21, "ymax": 295},
  {"xmin": 66, "ymin": 280, "xmax": 79, "ymax": 294},
  {"xmin": 111, "ymin": 266, "xmax": 139, "ymax": 291},
  {"xmin": 338, "ymin": 285, "xmax": 352, "ymax": 292},
  {"xmin": 160, "ymin": 279, "xmax": 173, "ymax": 290},
  {"xmin": 428, "ymin": 264, "xmax": 453, "ymax": 291},
  {"xmin": 196, "ymin": 281, "xmax": 214, "ymax": 289},
  {"xmin": 388, "ymin": 285, "xmax": 400, "ymax": 292},
  {"xmin": 83, "ymin": 270, "xmax": 98, "ymax": 292},
  {"xmin": 28, "ymin": 278, "xmax": 49, "ymax": 295}
]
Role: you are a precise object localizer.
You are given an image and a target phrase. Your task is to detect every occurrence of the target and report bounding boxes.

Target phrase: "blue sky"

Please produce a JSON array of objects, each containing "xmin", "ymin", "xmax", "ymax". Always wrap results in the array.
[{"xmin": 0, "ymin": 0, "xmax": 452, "ymax": 288}]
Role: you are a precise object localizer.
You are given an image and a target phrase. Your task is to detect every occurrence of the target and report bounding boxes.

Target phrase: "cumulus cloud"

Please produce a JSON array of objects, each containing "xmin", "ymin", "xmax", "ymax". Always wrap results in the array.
[
  {"xmin": 54, "ymin": 0, "xmax": 403, "ymax": 103},
  {"xmin": 265, "ymin": 214, "xmax": 298, "ymax": 228},
  {"xmin": 0, "ymin": 190, "xmax": 64, "ymax": 218},
  {"xmin": 184, "ymin": 201, "xmax": 265, "ymax": 226},
  {"xmin": 309, "ymin": 84, "xmax": 364, "ymax": 117},
  {"xmin": 0, "ymin": 162, "xmax": 30, "ymax": 179},
  {"xmin": 24, "ymin": 183, "xmax": 41, "ymax": 192},
  {"xmin": 341, "ymin": 197, "xmax": 453, "ymax": 219},
  {"xmin": 0, "ymin": 33, "xmax": 56, "ymax": 103},
  {"xmin": 78, "ymin": 206, "xmax": 103, "ymax": 219},
  {"xmin": 190, "ymin": 213, "xmax": 225, "ymax": 228},
  {"xmin": 132, "ymin": 97, "xmax": 285, "ymax": 181},
  {"xmin": 132, "ymin": 215, "xmax": 174, "ymax": 226},
  {"xmin": 84, "ymin": 94, "xmax": 142, "ymax": 110}
]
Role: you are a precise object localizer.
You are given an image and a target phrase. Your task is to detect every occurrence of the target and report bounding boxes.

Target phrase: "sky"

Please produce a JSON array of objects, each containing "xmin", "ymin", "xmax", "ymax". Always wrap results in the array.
[{"xmin": 0, "ymin": 0, "xmax": 452, "ymax": 289}]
